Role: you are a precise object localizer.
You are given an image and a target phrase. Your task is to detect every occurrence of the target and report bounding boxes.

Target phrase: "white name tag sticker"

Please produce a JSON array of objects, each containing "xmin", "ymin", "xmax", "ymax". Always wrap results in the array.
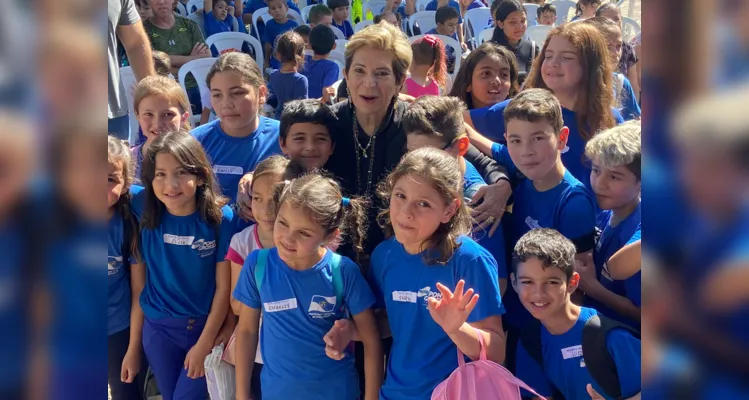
[
  {"xmin": 264, "ymin": 298, "xmax": 298, "ymax": 313},
  {"xmin": 213, "ymin": 165, "xmax": 244, "ymax": 175},
  {"xmin": 163, "ymin": 234, "xmax": 195, "ymax": 246},
  {"xmin": 392, "ymin": 291, "xmax": 417, "ymax": 303},
  {"xmin": 561, "ymin": 345, "xmax": 583, "ymax": 360}
]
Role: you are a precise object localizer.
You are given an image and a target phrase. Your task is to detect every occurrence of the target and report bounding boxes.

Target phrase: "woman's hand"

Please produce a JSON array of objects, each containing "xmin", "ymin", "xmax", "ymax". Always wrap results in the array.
[
  {"xmin": 120, "ymin": 349, "xmax": 141, "ymax": 383},
  {"xmin": 427, "ymin": 280, "xmax": 479, "ymax": 335},
  {"xmin": 469, "ymin": 181, "xmax": 511, "ymax": 237},
  {"xmin": 236, "ymin": 173, "xmax": 255, "ymax": 222},
  {"xmin": 184, "ymin": 341, "xmax": 211, "ymax": 379}
]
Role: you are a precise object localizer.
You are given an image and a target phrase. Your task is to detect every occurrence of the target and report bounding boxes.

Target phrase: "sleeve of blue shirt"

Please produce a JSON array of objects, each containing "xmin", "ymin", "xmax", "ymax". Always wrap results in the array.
[
  {"xmin": 490, "ymin": 142, "xmax": 518, "ymax": 177},
  {"xmin": 218, "ymin": 206, "xmax": 235, "ymax": 260},
  {"xmin": 204, "ymin": 11, "xmax": 217, "ymax": 37},
  {"xmin": 605, "ymin": 328, "xmax": 642, "ymax": 398},
  {"xmin": 557, "ymin": 192, "xmax": 597, "ymax": 250},
  {"xmin": 340, "ymin": 257, "xmax": 376, "ymax": 316},
  {"xmin": 515, "ymin": 341, "xmax": 554, "ymax": 398},
  {"xmin": 625, "ymin": 226, "xmax": 641, "ymax": 246},
  {"xmin": 233, "ymin": 15, "xmax": 248, "ymax": 33},
  {"xmin": 458, "ymin": 242, "xmax": 505, "ymax": 321},
  {"xmin": 287, "ymin": 0, "xmax": 300, "ymax": 12},
  {"xmin": 620, "ymin": 77, "xmax": 641, "ymax": 121},
  {"xmin": 233, "ymin": 250, "xmax": 261, "ymax": 309},
  {"xmin": 366, "ymin": 245, "xmax": 387, "ymax": 310},
  {"xmin": 322, "ymin": 63, "xmax": 339, "ymax": 89},
  {"xmin": 293, "ymin": 74, "xmax": 309, "ymax": 100},
  {"xmin": 469, "ymin": 103, "xmax": 506, "ymax": 141},
  {"xmin": 623, "ymin": 225, "xmax": 642, "ymax": 306},
  {"xmin": 262, "ymin": 21, "xmax": 274, "ymax": 45}
]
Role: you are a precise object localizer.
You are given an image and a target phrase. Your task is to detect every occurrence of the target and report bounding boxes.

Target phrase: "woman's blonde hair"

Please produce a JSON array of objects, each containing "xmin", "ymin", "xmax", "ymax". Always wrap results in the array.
[
  {"xmin": 344, "ymin": 22, "xmax": 412, "ymax": 86},
  {"xmin": 133, "ymin": 75, "xmax": 192, "ymax": 130}
]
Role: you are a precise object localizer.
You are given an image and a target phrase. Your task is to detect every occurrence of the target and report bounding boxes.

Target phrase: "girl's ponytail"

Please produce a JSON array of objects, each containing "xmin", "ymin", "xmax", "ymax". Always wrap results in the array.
[
  {"xmin": 412, "ymin": 35, "xmax": 448, "ymax": 91},
  {"xmin": 340, "ymin": 196, "xmax": 370, "ymax": 254}
]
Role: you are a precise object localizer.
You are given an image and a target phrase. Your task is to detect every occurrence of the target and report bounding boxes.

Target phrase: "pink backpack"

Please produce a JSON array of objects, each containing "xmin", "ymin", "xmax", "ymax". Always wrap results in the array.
[{"xmin": 431, "ymin": 328, "xmax": 544, "ymax": 400}]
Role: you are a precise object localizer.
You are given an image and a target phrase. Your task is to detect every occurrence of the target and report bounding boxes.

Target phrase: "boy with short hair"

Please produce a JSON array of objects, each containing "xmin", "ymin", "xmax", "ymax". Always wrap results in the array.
[
  {"xmin": 301, "ymin": 25, "xmax": 340, "ymax": 99},
  {"xmin": 467, "ymin": 88, "xmax": 597, "ymax": 331},
  {"xmin": 402, "ymin": 95, "xmax": 508, "ymax": 295},
  {"xmin": 309, "ymin": 4, "xmax": 334, "ymax": 27},
  {"xmin": 536, "ymin": 3, "xmax": 556, "ymax": 26},
  {"xmin": 328, "ymin": 0, "xmax": 354, "ymax": 38},
  {"xmin": 293, "ymin": 24, "xmax": 312, "ymax": 49},
  {"xmin": 203, "ymin": 0, "xmax": 248, "ymax": 37},
  {"xmin": 421, "ymin": 0, "xmax": 465, "ymax": 47},
  {"xmin": 278, "ymin": 99, "xmax": 338, "ymax": 171},
  {"xmin": 263, "ymin": 0, "xmax": 299, "ymax": 69},
  {"xmin": 425, "ymin": 6, "xmax": 461, "ymax": 73},
  {"xmin": 243, "ymin": 0, "xmax": 300, "ymax": 25},
  {"xmin": 511, "ymin": 228, "xmax": 641, "ymax": 400},
  {"xmin": 579, "ymin": 121, "xmax": 641, "ymax": 328}
]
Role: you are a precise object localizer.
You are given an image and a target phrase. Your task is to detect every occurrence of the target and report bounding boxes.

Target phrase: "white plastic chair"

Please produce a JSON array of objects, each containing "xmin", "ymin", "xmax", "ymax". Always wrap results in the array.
[
  {"xmin": 205, "ymin": 32, "xmax": 264, "ymax": 71},
  {"xmin": 301, "ymin": 4, "xmax": 314, "ymax": 22},
  {"xmin": 550, "ymin": 0, "xmax": 577, "ymax": 26},
  {"xmin": 331, "ymin": 25, "xmax": 346, "ymax": 39},
  {"xmin": 187, "ymin": 12, "xmax": 206, "ymax": 38},
  {"xmin": 288, "ymin": 9, "xmax": 305, "ymax": 25},
  {"xmin": 176, "ymin": 2, "xmax": 188, "ymax": 16},
  {"xmin": 477, "ymin": 27, "xmax": 493, "ymax": 45},
  {"xmin": 463, "ymin": 7, "xmax": 491, "ymax": 47},
  {"xmin": 328, "ymin": 49, "xmax": 346, "ymax": 66},
  {"xmin": 523, "ymin": 3, "xmax": 539, "ymax": 26},
  {"xmin": 118, "ymin": 66, "xmax": 141, "ymax": 142},
  {"xmin": 354, "ymin": 20, "xmax": 373, "ymax": 32},
  {"xmin": 409, "ymin": 34, "xmax": 461, "ymax": 81},
  {"xmin": 335, "ymin": 39, "xmax": 347, "ymax": 51},
  {"xmin": 415, "ymin": 0, "xmax": 431, "ymax": 12},
  {"xmin": 621, "ymin": 16, "xmax": 641, "ymax": 43},
  {"xmin": 252, "ymin": 8, "xmax": 271, "ymax": 40},
  {"xmin": 408, "ymin": 11, "xmax": 437, "ymax": 36},
  {"xmin": 177, "ymin": 58, "xmax": 218, "ymax": 121},
  {"xmin": 186, "ymin": 0, "xmax": 203, "ymax": 14},
  {"xmin": 524, "ymin": 24, "xmax": 552, "ymax": 45}
]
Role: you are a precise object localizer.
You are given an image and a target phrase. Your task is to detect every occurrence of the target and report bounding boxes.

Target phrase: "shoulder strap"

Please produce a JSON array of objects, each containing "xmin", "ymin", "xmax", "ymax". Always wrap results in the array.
[
  {"xmin": 254, "ymin": 249, "xmax": 270, "ymax": 290},
  {"xmin": 330, "ymin": 253, "xmax": 344, "ymax": 311},
  {"xmin": 519, "ymin": 320, "xmax": 566, "ymax": 400},
  {"xmin": 582, "ymin": 314, "xmax": 641, "ymax": 400}
]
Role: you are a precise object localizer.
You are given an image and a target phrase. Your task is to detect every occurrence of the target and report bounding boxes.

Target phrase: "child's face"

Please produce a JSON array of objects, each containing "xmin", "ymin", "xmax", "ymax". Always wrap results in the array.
[
  {"xmin": 210, "ymin": 71, "xmax": 265, "ymax": 132},
  {"xmin": 541, "ymin": 35, "xmax": 584, "ymax": 95},
  {"xmin": 274, "ymin": 202, "xmax": 332, "ymax": 265},
  {"xmin": 580, "ymin": 2, "xmax": 601, "ymax": 18},
  {"xmin": 213, "ymin": 0, "xmax": 229, "ymax": 20},
  {"xmin": 468, "ymin": 56, "xmax": 512, "ymax": 109},
  {"xmin": 333, "ymin": 6, "xmax": 349, "ymax": 22},
  {"xmin": 405, "ymin": 133, "xmax": 453, "ymax": 155},
  {"xmin": 315, "ymin": 15, "xmax": 333, "ymax": 26},
  {"xmin": 281, "ymin": 122, "xmax": 334, "ymax": 170},
  {"xmin": 512, "ymin": 257, "xmax": 579, "ymax": 320},
  {"xmin": 498, "ymin": 10, "xmax": 527, "ymax": 43},
  {"xmin": 590, "ymin": 157, "xmax": 640, "ymax": 212},
  {"xmin": 538, "ymin": 11, "xmax": 555, "ymax": 26},
  {"xmin": 268, "ymin": 0, "xmax": 289, "ymax": 21},
  {"xmin": 389, "ymin": 173, "xmax": 458, "ymax": 254},
  {"xmin": 251, "ymin": 174, "xmax": 279, "ymax": 233},
  {"xmin": 136, "ymin": 1, "xmax": 153, "ymax": 19},
  {"xmin": 604, "ymin": 31, "xmax": 623, "ymax": 66},
  {"xmin": 505, "ymin": 119, "xmax": 567, "ymax": 181},
  {"xmin": 137, "ymin": 95, "xmax": 188, "ymax": 144},
  {"xmin": 437, "ymin": 18, "xmax": 459, "ymax": 37},
  {"xmin": 108, "ymin": 161, "xmax": 126, "ymax": 210},
  {"xmin": 151, "ymin": 152, "xmax": 201, "ymax": 216},
  {"xmin": 301, "ymin": 34, "xmax": 311, "ymax": 49}
]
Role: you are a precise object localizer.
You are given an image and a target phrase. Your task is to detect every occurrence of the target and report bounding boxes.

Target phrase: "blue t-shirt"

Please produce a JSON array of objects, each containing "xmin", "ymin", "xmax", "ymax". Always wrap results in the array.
[
  {"xmin": 470, "ymin": 100, "xmax": 625, "ymax": 194},
  {"xmin": 108, "ymin": 205, "xmax": 138, "ymax": 335},
  {"xmin": 132, "ymin": 191, "xmax": 234, "ymax": 319},
  {"xmin": 516, "ymin": 307, "xmax": 641, "ymax": 399},
  {"xmin": 614, "ymin": 73, "xmax": 641, "ymax": 121},
  {"xmin": 269, "ymin": 71, "xmax": 309, "ymax": 119},
  {"xmin": 368, "ymin": 236, "xmax": 505, "ymax": 400},
  {"xmin": 0, "ymin": 219, "xmax": 30, "ymax": 388},
  {"xmin": 191, "ymin": 117, "xmax": 282, "ymax": 204},
  {"xmin": 204, "ymin": 10, "xmax": 244, "ymax": 37},
  {"xmin": 425, "ymin": 0, "xmax": 463, "ymax": 23},
  {"xmin": 587, "ymin": 203, "xmax": 641, "ymax": 328},
  {"xmin": 263, "ymin": 19, "xmax": 299, "ymax": 69},
  {"xmin": 332, "ymin": 19, "xmax": 354, "ymax": 39},
  {"xmin": 244, "ymin": 0, "xmax": 300, "ymax": 14},
  {"xmin": 492, "ymin": 142, "xmax": 596, "ymax": 328},
  {"xmin": 301, "ymin": 58, "xmax": 339, "ymax": 99},
  {"xmin": 233, "ymin": 248, "xmax": 375, "ymax": 400}
]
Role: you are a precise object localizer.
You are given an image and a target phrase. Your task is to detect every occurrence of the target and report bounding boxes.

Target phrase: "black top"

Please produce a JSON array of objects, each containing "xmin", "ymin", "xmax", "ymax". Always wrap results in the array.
[{"xmin": 490, "ymin": 30, "xmax": 540, "ymax": 85}]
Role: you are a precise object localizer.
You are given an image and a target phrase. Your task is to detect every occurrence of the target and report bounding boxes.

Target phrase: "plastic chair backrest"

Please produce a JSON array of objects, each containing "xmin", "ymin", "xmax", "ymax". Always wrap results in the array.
[
  {"xmin": 176, "ymin": 2, "xmax": 188, "ymax": 16},
  {"xmin": 177, "ymin": 58, "xmax": 217, "ymax": 118},
  {"xmin": 621, "ymin": 16, "xmax": 641, "ymax": 43},
  {"xmin": 205, "ymin": 32, "xmax": 264, "ymax": 71},
  {"xmin": 335, "ymin": 39, "xmax": 347, "ymax": 52},
  {"xmin": 302, "ymin": 4, "xmax": 314, "ymax": 23},
  {"xmin": 408, "ymin": 11, "xmax": 437, "ymax": 36},
  {"xmin": 187, "ymin": 12, "xmax": 206, "ymax": 38},
  {"xmin": 328, "ymin": 49, "xmax": 346, "ymax": 67},
  {"xmin": 523, "ymin": 3, "xmax": 539, "ymax": 26},
  {"xmin": 118, "ymin": 66, "xmax": 141, "ymax": 142},
  {"xmin": 416, "ymin": 0, "xmax": 431, "ymax": 12},
  {"xmin": 477, "ymin": 27, "xmax": 493, "ymax": 45},
  {"xmin": 288, "ymin": 9, "xmax": 305, "ymax": 25},
  {"xmin": 408, "ymin": 34, "xmax": 461, "ymax": 81},
  {"xmin": 524, "ymin": 24, "xmax": 552, "ymax": 45},
  {"xmin": 354, "ymin": 19, "xmax": 373, "ymax": 32},
  {"xmin": 186, "ymin": 0, "xmax": 203, "ymax": 14},
  {"xmin": 252, "ymin": 8, "xmax": 271, "ymax": 40},
  {"xmin": 550, "ymin": 0, "xmax": 577, "ymax": 26},
  {"xmin": 329, "ymin": 25, "xmax": 346, "ymax": 39},
  {"xmin": 463, "ymin": 7, "xmax": 491, "ymax": 45}
]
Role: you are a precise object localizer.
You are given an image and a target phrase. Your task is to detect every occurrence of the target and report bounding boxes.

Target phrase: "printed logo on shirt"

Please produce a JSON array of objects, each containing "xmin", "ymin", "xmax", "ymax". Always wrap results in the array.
[
  {"xmin": 417, "ymin": 286, "xmax": 442, "ymax": 308},
  {"xmin": 392, "ymin": 291, "xmax": 417, "ymax": 303},
  {"xmin": 108, "ymin": 255, "xmax": 123, "ymax": 276},
  {"xmin": 580, "ymin": 358, "xmax": 586, "ymax": 368},
  {"xmin": 164, "ymin": 234, "xmax": 195, "ymax": 246},
  {"xmin": 561, "ymin": 345, "xmax": 583, "ymax": 359},
  {"xmin": 213, "ymin": 165, "xmax": 244, "ymax": 175},
  {"xmin": 525, "ymin": 216, "xmax": 541, "ymax": 230},
  {"xmin": 264, "ymin": 298, "xmax": 298, "ymax": 312},
  {"xmin": 168, "ymin": 40, "xmax": 176, "ymax": 46},
  {"xmin": 191, "ymin": 238, "xmax": 217, "ymax": 258},
  {"xmin": 308, "ymin": 295, "xmax": 337, "ymax": 318}
]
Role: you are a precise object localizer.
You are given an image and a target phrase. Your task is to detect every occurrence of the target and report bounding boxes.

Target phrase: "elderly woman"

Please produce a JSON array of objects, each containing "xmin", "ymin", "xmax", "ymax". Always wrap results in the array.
[{"xmin": 325, "ymin": 22, "xmax": 511, "ymax": 263}]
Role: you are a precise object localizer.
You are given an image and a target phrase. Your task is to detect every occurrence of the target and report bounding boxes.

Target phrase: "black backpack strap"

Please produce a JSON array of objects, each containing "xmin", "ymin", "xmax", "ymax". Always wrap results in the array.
[
  {"xmin": 582, "ymin": 314, "xmax": 641, "ymax": 399},
  {"xmin": 519, "ymin": 320, "xmax": 565, "ymax": 400}
]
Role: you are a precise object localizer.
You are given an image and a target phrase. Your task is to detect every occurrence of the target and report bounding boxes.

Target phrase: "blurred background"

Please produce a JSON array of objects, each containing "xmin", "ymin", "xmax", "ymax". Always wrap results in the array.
[{"xmin": 0, "ymin": 0, "xmax": 746, "ymax": 398}]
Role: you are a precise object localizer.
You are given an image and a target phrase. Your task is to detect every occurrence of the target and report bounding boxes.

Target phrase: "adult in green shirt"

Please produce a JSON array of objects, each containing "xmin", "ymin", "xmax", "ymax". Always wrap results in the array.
[{"xmin": 144, "ymin": 0, "xmax": 211, "ymax": 114}]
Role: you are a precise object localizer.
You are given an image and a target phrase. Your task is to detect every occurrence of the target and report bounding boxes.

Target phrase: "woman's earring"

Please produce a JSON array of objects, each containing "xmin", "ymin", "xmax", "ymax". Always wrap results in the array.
[{"xmin": 346, "ymin": 87, "xmax": 352, "ymax": 102}]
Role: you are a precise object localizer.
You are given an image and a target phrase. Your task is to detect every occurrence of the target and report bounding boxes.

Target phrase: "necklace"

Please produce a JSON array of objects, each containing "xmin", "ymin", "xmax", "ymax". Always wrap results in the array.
[
  {"xmin": 352, "ymin": 106, "xmax": 376, "ymax": 159},
  {"xmin": 352, "ymin": 106, "xmax": 377, "ymax": 195}
]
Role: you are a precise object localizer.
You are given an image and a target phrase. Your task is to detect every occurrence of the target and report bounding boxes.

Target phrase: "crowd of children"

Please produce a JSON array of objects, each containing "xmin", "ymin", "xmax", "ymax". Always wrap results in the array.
[{"xmin": 109, "ymin": 1, "xmax": 642, "ymax": 399}]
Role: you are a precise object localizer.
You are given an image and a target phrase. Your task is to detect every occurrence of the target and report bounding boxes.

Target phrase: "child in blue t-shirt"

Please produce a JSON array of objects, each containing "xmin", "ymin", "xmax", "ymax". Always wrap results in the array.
[
  {"xmin": 203, "ymin": 0, "xmax": 247, "ymax": 38},
  {"xmin": 328, "ymin": 0, "xmax": 354, "ymax": 38},
  {"xmin": 424, "ymin": 6, "xmax": 461, "ymax": 74},
  {"xmin": 131, "ymin": 131, "xmax": 234, "ymax": 400},
  {"xmin": 278, "ymin": 99, "xmax": 338, "ymax": 170},
  {"xmin": 192, "ymin": 52, "xmax": 282, "ymax": 205},
  {"xmin": 402, "ymin": 96, "xmax": 509, "ymax": 294},
  {"xmin": 263, "ymin": 0, "xmax": 299, "ymax": 69},
  {"xmin": 511, "ymin": 228, "xmax": 641, "ymax": 400},
  {"xmin": 467, "ymin": 89, "xmax": 597, "ymax": 330},
  {"xmin": 425, "ymin": 0, "xmax": 464, "ymax": 45},
  {"xmin": 268, "ymin": 31, "xmax": 309, "ymax": 119},
  {"xmin": 301, "ymin": 25, "xmax": 340, "ymax": 99},
  {"xmin": 108, "ymin": 136, "xmax": 148, "ymax": 400},
  {"xmin": 579, "ymin": 121, "xmax": 641, "ymax": 329},
  {"xmin": 232, "ymin": 173, "xmax": 383, "ymax": 400}
]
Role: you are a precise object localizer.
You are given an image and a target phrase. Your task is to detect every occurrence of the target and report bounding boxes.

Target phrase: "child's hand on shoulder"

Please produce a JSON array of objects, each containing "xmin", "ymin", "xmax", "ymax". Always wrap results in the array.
[
  {"xmin": 324, "ymin": 319, "xmax": 357, "ymax": 360},
  {"xmin": 427, "ymin": 280, "xmax": 479, "ymax": 335},
  {"xmin": 184, "ymin": 341, "xmax": 212, "ymax": 379}
]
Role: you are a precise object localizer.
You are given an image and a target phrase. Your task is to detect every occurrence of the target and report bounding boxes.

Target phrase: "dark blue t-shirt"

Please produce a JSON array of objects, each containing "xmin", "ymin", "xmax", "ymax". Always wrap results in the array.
[
  {"xmin": 425, "ymin": 0, "xmax": 463, "ymax": 23},
  {"xmin": 331, "ymin": 19, "xmax": 354, "ymax": 39},
  {"xmin": 301, "ymin": 58, "xmax": 339, "ymax": 99},
  {"xmin": 263, "ymin": 19, "xmax": 299, "ymax": 69},
  {"xmin": 269, "ymin": 71, "xmax": 309, "ymax": 119}
]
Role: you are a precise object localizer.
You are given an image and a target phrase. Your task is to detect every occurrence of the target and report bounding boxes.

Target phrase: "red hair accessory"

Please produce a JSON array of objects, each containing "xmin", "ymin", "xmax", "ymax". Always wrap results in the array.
[{"xmin": 423, "ymin": 35, "xmax": 439, "ymax": 47}]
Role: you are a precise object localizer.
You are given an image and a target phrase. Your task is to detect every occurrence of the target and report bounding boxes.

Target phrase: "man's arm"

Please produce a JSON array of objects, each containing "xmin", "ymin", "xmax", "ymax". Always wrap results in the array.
[{"xmin": 117, "ymin": 20, "xmax": 156, "ymax": 81}]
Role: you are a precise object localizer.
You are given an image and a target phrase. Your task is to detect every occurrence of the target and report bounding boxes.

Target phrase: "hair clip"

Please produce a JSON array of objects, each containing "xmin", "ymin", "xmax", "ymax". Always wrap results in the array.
[
  {"xmin": 423, "ymin": 35, "xmax": 438, "ymax": 47},
  {"xmin": 342, "ymin": 197, "xmax": 351, "ymax": 207}
]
